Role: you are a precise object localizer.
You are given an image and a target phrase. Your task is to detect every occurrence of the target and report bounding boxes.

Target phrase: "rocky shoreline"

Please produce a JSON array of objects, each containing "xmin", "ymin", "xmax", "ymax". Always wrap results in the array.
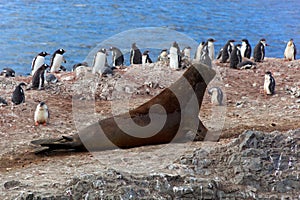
[{"xmin": 0, "ymin": 58, "xmax": 299, "ymax": 199}]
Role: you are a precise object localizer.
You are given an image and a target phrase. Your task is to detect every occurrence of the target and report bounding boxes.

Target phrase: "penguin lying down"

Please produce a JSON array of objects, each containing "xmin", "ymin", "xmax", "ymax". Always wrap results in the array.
[{"xmin": 31, "ymin": 63, "xmax": 215, "ymax": 154}]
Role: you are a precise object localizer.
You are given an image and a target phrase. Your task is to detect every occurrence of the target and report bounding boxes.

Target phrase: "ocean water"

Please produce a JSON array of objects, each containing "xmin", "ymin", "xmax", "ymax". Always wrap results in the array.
[{"xmin": 0, "ymin": 0, "xmax": 299, "ymax": 75}]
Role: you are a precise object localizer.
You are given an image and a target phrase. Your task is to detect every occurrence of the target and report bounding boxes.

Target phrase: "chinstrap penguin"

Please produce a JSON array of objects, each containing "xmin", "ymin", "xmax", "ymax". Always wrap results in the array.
[
  {"xmin": 0, "ymin": 67, "xmax": 15, "ymax": 77},
  {"xmin": 110, "ymin": 46, "xmax": 124, "ymax": 67},
  {"xmin": 284, "ymin": 38, "xmax": 297, "ymax": 61},
  {"xmin": 230, "ymin": 44, "xmax": 242, "ymax": 69},
  {"xmin": 50, "ymin": 49, "xmax": 66, "ymax": 73},
  {"xmin": 264, "ymin": 71, "xmax": 275, "ymax": 95},
  {"xmin": 208, "ymin": 87, "xmax": 223, "ymax": 106},
  {"xmin": 12, "ymin": 82, "xmax": 26, "ymax": 105},
  {"xmin": 34, "ymin": 102, "xmax": 49, "ymax": 126},
  {"xmin": 130, "ymin": 43, "xmax": 142, "ymax": 64},
  {"xmin": 217, "ymin": 39, "xmax": 235, "ymax": 63},
  {"xmin": 241, "ymin": 39, "xmax": 252, "ymax": 59},
  {"xmin": 142, "ymin": 50, "xmax": 153, "ymax": 64},
  {"xmin": 31, "ymin": 52, "xmax": 50, "ymax": 75},
  {"xmin": 254, "ymin": 38, "xmax": 268, "ymax": 62}
]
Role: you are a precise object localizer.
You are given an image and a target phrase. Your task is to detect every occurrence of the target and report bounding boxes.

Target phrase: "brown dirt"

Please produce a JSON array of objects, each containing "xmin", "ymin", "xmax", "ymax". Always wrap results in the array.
[{"xmin": 0, "ymin": 58, "xmax": 299, "ymax": 197}]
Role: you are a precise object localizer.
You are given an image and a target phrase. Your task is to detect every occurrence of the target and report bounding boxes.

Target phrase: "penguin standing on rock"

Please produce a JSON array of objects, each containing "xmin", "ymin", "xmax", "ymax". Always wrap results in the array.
[
  {"xmin": 50, "ymin": 49, "xmax": 66, "ymax": 73},
  {"xmin": 31, "ymin": 52, "xmax": 50, "ymax": 75},
  {"xmin": 284, "ymin": 38, "xmax": 297, "ymax": 61},
  {"xmin": 142, "ymin": 50, "xmax": 152, "ymax": 64},
  {"xmin": 264, "ymin": 71, "xmax": 275, "ymax": 95},
  {"xmin": 110, "ymin": 46, "xmax": 124, "ymax": 67},
  {"xmin": 12, "ymin": 82, "xmax": 26, "ymax": 105},
  {"xmin": 254, "ymin": 38, "xmax": 268, "ymax": 62},
  {"xmin": 241, "ymin": 39, "xmax": 251, "ymax": 59},
  {"xmin": 34, "ymin": 102, "xmax": 49, "ymax": 126},
  {"xmin": 157, "ymin": 49, "xmax": 169, "ymax": 64},
  {"xmin": 92, "ymin": 48, "xmax": 108, "ymax": 74},
  {"xmin": 0, "ymin": 68, "xmax": 15, "ymax": 77},
  {"xmin": 169, "ymin": 42, "xmax": 181, "ymax": 69},
  {"xmin": 217, "ymin": 40, "xmax": 235, "ymax": 63},
  {"xmin": 230, "ymin": 44, "xmax": 242, "ymax": 69},
  {"xmin": 130, "ymin": 43, "xmax": 142, "ymax": 64},
  {"xmin": 194, "ymin": 41, "xmax": 205, "ymax": 62},
  {"xmin": 208, "ymin": 87, "xmax": 223, "ymax": 106},
  {"xmin": 31, "ymin": 64, "xmax": 49, "ymax": 90},
  {"xmin": 182, "ymin": 46, "xmax": 192, "ymax": 62}
]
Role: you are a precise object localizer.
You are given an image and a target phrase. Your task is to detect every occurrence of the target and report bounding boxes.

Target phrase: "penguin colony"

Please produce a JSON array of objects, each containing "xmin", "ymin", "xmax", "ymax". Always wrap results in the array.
[{"xmin": 0, "ymin": 37, "xmax": 297, "ymax": 126}]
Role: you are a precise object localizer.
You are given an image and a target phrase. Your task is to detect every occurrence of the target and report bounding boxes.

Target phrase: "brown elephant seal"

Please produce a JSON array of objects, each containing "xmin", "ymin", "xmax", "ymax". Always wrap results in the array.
[{"xmin": 31, "ymin": 62, "xmax": 215, "ymax": 153}]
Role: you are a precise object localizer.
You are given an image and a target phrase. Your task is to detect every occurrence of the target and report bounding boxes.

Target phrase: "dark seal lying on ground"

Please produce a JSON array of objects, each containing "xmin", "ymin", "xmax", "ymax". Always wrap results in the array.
[{"xmin": 31, "ymin": 62, "xmax": 215, "ymax": 153}]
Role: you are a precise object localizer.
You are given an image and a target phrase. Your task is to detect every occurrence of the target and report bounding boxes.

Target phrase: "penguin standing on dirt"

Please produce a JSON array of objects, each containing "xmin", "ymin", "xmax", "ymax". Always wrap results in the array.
[
  {"xmin": 200, "ymin": 44, "xmax": 212, "ymax": 68},
  {"xmin": 253, "ymin": 38, "xmax": 268, "ymax": 62},
  {"xmin": 142, "ymin": 50, "xmax": 152, "ymax": 64},
  {"xmin": 264, "ymin": 71, "xmax": 275, "ymax": 95},
  {"xmin": 130, "ymin": 43, "xmax": 142, "ymax": 64},
  {"xmin": 34, "ymin": 102, "xmax": 49, "ymax": 126},
  {"xmin": 217, "ymin": 39, "xmax": 235, "ymax": 63},
  {"xmin": 230, "ymin": 44, "xmax": 242, "ymax": 69},
  {"xmin": 50, "ymin": 49, "xmax": 66, "ymax": 73},
  {"xmin": 284, "ymin": 38, "xmax": 297, "ymax": 61},
  {"xmin": 194, "ymin": 41, "xmax": 205, "ymax": 62},
  {"xmin": 12, "ymin": 82, "xmax": 26, "ymax": 105},
  {"xmin": 208, "ymin": 87, "xmax": 223, "ymax": 106},
  {"xmin": 182, "ymin": 46, "xmax": 192, "ymax": 62},
  {"xmin": 31, "ymin": 64, "xmax": 49, "ymax": 90},
  {"xmin": 92, "ymin": 48, "xmax": 107, "ymax": 74},
  {"xmin": 169, "ymin": 42, "xmax": 181, "ymax": 69},
  {"xmin": 0, "ymin": 68, "xmax": 15, "ymax": 77},
  {"xmin": 241, "ymin": 39, "xmax": 252, "ymax": 59},
  {"xmin": 110, "ymin": 46, "xmax": 124, "ymax": 67},
  {"xmin": 31, "ymin": 52, "xmax": 50, "ymax": 75}
]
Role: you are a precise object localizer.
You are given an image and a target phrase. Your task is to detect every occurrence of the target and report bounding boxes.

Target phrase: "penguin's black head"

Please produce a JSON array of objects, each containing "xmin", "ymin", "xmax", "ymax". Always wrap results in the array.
[
  {"xmin": 39, "ymin": 102, "xmax": 45, "ymax": 106},
  {"xmin": 99, "ymin": 48, "xmax": 106, "ymax": 53},
  {"xmin": 18, "ymin": 82, "xmax": 26, "ymax": 87},
  {"xmin": 132, "ymin": 43, "xmax": 137, "ymax": 49},
  {"xmin": 39, "ymin": 52, "xmax": 50, "ymax": 57},
  {"xmin": 143, "ymin": 50, "xmax": 150, "ymax": 55},
  {"xmin": 290, "ymin": 38, "xmax": 294, "ymax": 42},
  {"xmin": 235, "ymin": 44, "xmax": 242, "ymax": 47},
  {"xmin": 242, "ymin": 39, "xmax": 249, "ymax": 43},
  {"xmin": 201, "ymin": 41, "xmax": 205, "ymax": 45},
  {"xmin": 265, "ymin": 71, "xmax": 272, "ymax": 75},
  {"xmin": 228, "ymin": 39, "xmax": 236, "ymax": 43},
  {"xmin": 207, "ymin": 38, "xmax": 216, "ymax": 42},
  {"xmin": 260, "ymin": 38, "xmax": 266, "ymax": 42},
  {"xmin": 57, "ymin": 49, "xmax": 65, "ymax": 54},
  {"xmin": 161, "ymin": 49, "xmax": 167, "ymax": 53}
]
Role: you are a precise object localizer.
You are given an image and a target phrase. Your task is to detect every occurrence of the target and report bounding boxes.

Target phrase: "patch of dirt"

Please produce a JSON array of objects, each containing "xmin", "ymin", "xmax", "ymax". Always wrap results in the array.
[{"xmin": 0, "ymin": 58, "xmax": 299, "ymax": 198}]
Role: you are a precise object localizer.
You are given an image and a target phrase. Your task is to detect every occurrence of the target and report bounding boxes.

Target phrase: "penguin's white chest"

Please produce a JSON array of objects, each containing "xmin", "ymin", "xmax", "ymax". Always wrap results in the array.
[
  {"xmin": 32, "ymin": 56, "xmax": 45, "ymax": 75},
  {"xmin": 142, "ymin": 55, "xmax": 147, "ymax": 64},
  {"xmin": 208, "ymin": 42, "xmax": 214, "ymax": 60},
  {"xmin": 169, "ymin": 47, "xmax": 179, "ymax": 69},
  {"xmin": 241, "ymin": 43, "xmax": 247, "ymax": 58},
  {"xmin": 284, "ymin": 45, "xmax": 295, "ymax": 60},
  {"xmin": 264, "ymin": 75, "xmax": 271, "ymax": 94},
  {"xmin": 92, "ymin": 52, "xmax": 106, "ymax": 74},
  {"xmin": 50, "ymin": 54, "xmax": 64, "ymax": 72},
  {"xmin": 195, "ymin": 44, "xmax": 204, "ymax": 61},
  {"xmin": 34, "ymin": 108, "xmax": 49, "ymax": 123}
]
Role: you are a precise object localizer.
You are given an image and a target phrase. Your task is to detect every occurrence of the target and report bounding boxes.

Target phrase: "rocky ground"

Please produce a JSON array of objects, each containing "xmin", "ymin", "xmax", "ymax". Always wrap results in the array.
[{"xmin": 0, "ymin": 58, "xmax": 299, "ymax": 199}]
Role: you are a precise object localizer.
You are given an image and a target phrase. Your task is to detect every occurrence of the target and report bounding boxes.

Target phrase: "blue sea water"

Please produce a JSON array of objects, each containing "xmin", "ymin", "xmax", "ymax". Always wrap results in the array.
[{"xmin": 0, "ymin": 0, "xmax": 299, "ymax": 75}]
